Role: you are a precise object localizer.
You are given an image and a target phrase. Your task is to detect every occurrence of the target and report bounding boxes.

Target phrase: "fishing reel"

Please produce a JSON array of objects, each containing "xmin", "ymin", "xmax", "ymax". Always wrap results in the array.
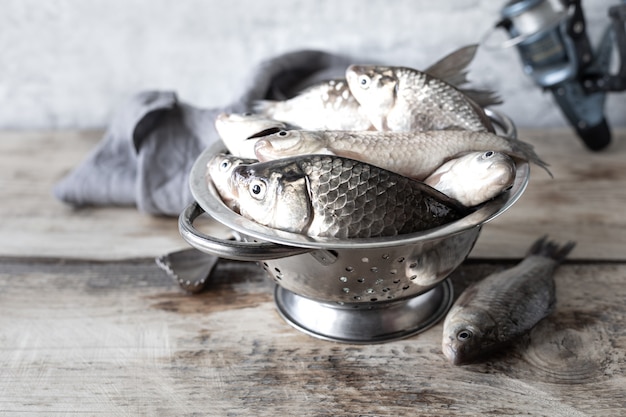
[{"xmin": 487, "ymin": 0, "xmax": 626, "ymax": 151}]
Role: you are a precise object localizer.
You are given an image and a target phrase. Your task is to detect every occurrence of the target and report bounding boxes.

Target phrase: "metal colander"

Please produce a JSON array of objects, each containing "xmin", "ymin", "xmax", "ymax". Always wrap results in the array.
[{"xmin": 180, "ymin": 110, "xmax": 529, "ymax": 343}]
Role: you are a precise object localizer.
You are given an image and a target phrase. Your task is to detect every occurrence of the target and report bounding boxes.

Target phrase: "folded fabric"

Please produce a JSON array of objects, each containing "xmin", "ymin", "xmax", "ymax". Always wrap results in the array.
[{"xmin": 53, "ymin": 50, "xmax": 354, "ymax": 216}]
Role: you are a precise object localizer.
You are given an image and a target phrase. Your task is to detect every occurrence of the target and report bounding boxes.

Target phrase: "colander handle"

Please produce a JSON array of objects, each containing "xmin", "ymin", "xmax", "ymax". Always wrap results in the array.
[{"xmin": 179, "ymin": 202, "xmax": 313, "ymax": 261}]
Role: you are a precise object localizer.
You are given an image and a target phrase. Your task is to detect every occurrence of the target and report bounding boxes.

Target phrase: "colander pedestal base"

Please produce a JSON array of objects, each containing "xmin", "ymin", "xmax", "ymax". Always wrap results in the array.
[{"xmin": 274, "ymin": 278, "xmax": 453, "ymax": 344}]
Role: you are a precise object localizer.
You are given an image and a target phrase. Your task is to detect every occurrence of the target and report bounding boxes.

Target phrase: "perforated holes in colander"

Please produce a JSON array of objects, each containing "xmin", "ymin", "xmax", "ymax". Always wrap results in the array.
[
  {"xmin": 261, "ymin": 261, "xmax": 283, "ymax": 282},
  {"xmin": 334, "ymin": 251, "xmax": 408, "ymax": 302},
  {"xmin": 274, "ymin": 267, "xmax": 283, "ymax": 280},
  {"xmin": 398, "ymin": 255, "xmax": 410, "ymax": 291}
]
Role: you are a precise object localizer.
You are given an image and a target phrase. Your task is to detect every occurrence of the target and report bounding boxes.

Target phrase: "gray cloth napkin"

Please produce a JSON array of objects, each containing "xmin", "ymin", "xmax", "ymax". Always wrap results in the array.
[{"xmin": 53, "ymin": 50, "xmax": 354, "ymax": 216}]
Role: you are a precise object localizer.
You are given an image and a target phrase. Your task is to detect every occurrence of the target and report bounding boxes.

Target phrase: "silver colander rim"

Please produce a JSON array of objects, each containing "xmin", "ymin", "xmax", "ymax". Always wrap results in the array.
[{"xmin": 190, "ymin": 110, "xmax": 529, "ymax": 250}]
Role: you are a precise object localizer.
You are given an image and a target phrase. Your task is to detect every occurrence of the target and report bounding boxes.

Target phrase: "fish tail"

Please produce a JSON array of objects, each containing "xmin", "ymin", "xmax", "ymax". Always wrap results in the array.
[
  {"xmin": 508, "ymin": 137, "xmax": 554, "ymax": 178},
  {"xmin": 527, "ymin": 235, "xmax": 577, "ymax": 262}
]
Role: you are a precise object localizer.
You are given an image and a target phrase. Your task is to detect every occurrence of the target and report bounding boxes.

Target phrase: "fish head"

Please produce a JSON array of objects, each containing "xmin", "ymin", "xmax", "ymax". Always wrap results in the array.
[
  {"xmin": 254, "ymin": 130, "xmax": 329, "ymax": 161},
  {"xmin": 207, "ymin": 153, "xmax": 256, "ymax": 212},
  {"xmin": 442, "ymin": 306, "xmax": 499, "ymax": 365},
  {"xmin": 470, "ymin": 150, "xmax": 516, "ymax": 182},
  {"xmin": 230, "ymin": 160, "xmax": 313, "ymax": 233},
  {"xmin": 215, "ymin": 112, "xmax": 286, "ymax": 159},
  {"xmin": 426, "ymin": 151, "xmax": 516, "ymax": 207},
  {"xmin": 464, "ymin": 151, "xmax": 516, "ymax": 204},
  {"xmin": 346, "ymin": 65, "xmax": 398, "ymax": 130}
]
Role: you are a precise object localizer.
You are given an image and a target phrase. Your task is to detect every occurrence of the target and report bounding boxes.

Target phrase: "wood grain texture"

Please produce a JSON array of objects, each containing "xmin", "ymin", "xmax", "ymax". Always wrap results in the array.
[
  {"xmin": 472, "ymin": 128, "xmax": 626, "ymax": 260},
  {"xmin": 1, "ymin": 258, "xmax": 624, "ymax": 416},
  {"xmin": 0, "ymin": 131, "xmax": 230, "ymax": 260},
  {"xmin": 2, "ymin": 129, "xmax": 625, "ymax": 416}
]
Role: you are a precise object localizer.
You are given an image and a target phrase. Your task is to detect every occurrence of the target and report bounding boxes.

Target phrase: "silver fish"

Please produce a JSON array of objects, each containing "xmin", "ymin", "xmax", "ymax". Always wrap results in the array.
[
  {"xmin": 207, "ymin": 153, "xmax": 256, "ymax": 212},
  {"xmin": 215, "ymin": 112, "xmax": 287, "ymax": 159},
  {"xmin": 253, "ymin": 129, "xmax": 551, "ymax": 180},
  {"xmin": 442, "ymin": 236, "xmax": 576, "ymax": 366},
  {"xmin": 253, "ymin": 79, "xmax": 374, "ymax": 131},
  {"xmin": 346, "ymin": 64, "xmax": 495, "ymax": 132},
  {"xmin": 208, "ymin": 154, "xmax": 471, "ymax": 238},
  {"xmin": 423, "ymin": 151, "xmax": 516, "ymax": 207},
  {"xmin": 253, "ymin": 45, "xmax": 498, "ymax": 132}
]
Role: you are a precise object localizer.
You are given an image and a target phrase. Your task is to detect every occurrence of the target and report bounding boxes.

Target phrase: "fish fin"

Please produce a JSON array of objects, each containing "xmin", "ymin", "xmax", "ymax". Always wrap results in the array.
[
  {"xmin": 424, "ymin": 44, "xmax": 478, "ymax": 88},
  {"xmin": 424, "ymin": 44, "xmax": 503, "ymax": 107},
  {"xmin": 507, "ymin": 137, "xmax": 553, "ymax": 178},
  {"xmin": 459, "ymin": 87, "xmax": 503, "ymax": 108},
  {"xmin": 527, "ymin": 236, "xmax": 577, "ymax": 262}
]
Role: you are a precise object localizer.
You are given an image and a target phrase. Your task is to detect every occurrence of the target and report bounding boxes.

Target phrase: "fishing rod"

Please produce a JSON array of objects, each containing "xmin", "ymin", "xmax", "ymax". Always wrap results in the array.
[{"xmin": 484, "ymin": 0, "xmax": 626, "ymax": 151}]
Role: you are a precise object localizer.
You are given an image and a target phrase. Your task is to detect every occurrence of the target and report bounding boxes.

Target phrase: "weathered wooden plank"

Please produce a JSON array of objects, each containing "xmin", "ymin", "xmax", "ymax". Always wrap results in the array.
[
  {"xmin": 1, "ymin": 258, "xmax": 624, "ymax": 416},
  {"xmin": 474, "ymin": 129, "xmax": 626, "ymax": 260},
  {"xmin": 0, "ymin": 131, "xmax": 230, "ymax": 260},
  {"xmin": 1, "ymin": 129, "xmax": 625, "ymax": 261}
]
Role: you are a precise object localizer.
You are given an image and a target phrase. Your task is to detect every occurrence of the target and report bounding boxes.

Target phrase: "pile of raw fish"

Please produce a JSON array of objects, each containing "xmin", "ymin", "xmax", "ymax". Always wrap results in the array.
[{"xmin": 207, "ymin": 45, "xmax": 550, "ymax": 239}]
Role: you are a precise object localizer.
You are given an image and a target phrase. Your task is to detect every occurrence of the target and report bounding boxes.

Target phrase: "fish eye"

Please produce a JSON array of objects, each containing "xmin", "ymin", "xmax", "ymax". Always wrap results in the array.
[
  {"xmin": 278, "ymin": 130, "xmax": 289, "ymax": 137},
  {"xmin": 456, "ymin": 329, "xmax": 473, "ymax": 341},
  {"xmin": 220, "ymin": 159, "xmax": 232, "ymax": 171},
  {"xmin": 358, "ymin": 75, "xmax": 370, "ymax": 89},
  {"xmin": 249, "ymin": 179, "xmax": 267, "ymax": 200},
  {"xmin": 243, "ymin": 112, "xmax": 253, "ymax": 116},
  {"xmin": 483, "ymin": 151, "xmax": 495, "ymax": 158}
]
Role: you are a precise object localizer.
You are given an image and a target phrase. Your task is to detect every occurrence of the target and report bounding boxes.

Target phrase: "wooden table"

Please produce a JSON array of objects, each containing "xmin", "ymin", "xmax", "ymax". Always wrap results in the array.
[{"xmin": 1, "ymin": 129, "xmax": 625, "ymax": 416}]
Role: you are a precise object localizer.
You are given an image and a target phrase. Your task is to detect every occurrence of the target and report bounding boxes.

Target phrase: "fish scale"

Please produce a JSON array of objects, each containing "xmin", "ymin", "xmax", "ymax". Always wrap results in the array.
[
  {"xmin": 300, "ymin": 156, "xmax": 465, "ymax": 238},
  {"xmin": 409, "ymin": 71, "xmax": 486, "ymax": 132},
  {"xmin": 212, "ymin": 154, "xmax": 471, "ymax": 239}
]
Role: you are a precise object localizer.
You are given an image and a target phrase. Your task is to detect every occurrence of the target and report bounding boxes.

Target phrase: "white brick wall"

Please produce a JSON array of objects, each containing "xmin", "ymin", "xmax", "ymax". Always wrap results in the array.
[{"xmin": 1, "ymin": 0, "xmax": 623, "ymax": 129}]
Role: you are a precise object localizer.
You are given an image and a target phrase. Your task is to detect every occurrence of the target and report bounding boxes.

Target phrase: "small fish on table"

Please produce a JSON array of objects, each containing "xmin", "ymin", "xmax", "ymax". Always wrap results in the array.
[{"xmin": 442, "ymin": 236, "xmax": 576, "ymax": 366}]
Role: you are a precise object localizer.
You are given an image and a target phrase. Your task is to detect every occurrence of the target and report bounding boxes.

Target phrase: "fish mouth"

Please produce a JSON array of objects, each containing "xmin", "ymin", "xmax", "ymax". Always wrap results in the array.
[
  {"xmin": 442, "ymin": 343, "xmax": 460, "ymax": 365},
  {"xmin": 225, "ymin": 168, "xmax": 246, "ymax": 208},
  {"xmin": 247, "ymin": 127, "xmax": 283, "ymax": 139},
  {"xmin": 253, "ymin": 138, "xmax": 274, "ymax": 162}
]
